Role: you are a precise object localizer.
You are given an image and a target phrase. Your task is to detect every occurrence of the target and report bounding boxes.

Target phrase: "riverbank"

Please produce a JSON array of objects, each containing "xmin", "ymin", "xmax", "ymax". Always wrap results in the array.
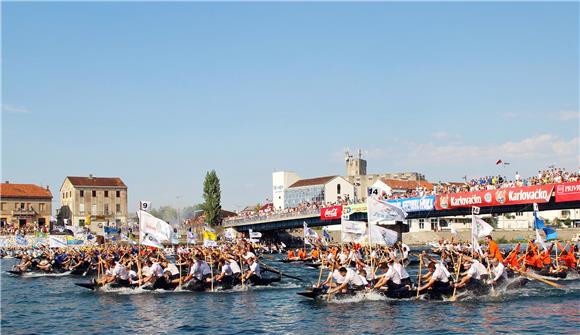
[{"xmin": 402, "ymin": 228, "xmax": 580, "ymax": 246}]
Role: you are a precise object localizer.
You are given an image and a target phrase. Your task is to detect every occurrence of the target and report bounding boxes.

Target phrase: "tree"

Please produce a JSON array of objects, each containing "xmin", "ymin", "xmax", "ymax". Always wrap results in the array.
[
  {"xmin": 202, "ymin": 170, "xmax": 222, "ymax": 226},
  {"xmin": 149, "ymin": 206, "xmax": 178, "ymax": 223}
]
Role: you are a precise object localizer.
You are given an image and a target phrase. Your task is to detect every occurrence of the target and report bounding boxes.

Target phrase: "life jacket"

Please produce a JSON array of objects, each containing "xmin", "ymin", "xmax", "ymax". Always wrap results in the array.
[{"xmin": 288, "ymin": 250, "xmax": 295, "ymax": 258}]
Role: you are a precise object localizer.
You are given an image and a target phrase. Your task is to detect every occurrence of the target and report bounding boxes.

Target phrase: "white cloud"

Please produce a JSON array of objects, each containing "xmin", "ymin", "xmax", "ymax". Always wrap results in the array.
[
  {"xmin": 432, "ymin": 131, "xmax": 450, "ymax": 140},
  {"xmin": 502, "ymin": 112, "xmax": 519, "ymax": 119},
  {"xmin": 557, "ymin": 111, "xmax": 579, "ymax": 121},
  {"xmin": 2, "ymin": 104, "xmax": 29, "ymax": 114}
]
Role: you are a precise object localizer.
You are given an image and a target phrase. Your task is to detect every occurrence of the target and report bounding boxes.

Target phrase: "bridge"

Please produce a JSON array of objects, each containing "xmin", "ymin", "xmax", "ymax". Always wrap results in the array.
[{"xmin": 223, "ymin": 184, "xmax": 580, "ymax": 233}]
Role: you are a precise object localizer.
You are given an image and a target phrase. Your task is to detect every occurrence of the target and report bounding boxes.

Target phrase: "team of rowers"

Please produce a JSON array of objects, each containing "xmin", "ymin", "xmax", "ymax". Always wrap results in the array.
[
  {"xmin": 8, "ymin": 241, "xmax": 282, "ymax": 291},
  {"xmin": 295, "ymin": 237, "xmax": 579, "ymax": 300}
]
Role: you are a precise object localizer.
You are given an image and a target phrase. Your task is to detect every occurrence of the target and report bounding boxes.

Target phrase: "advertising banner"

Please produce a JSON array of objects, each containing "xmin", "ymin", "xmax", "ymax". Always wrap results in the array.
[
  {"xmin": 320, "ymin": 205, "xmax": 342, "ymax": 220},
  {"xmin": 342, "ymin": 203, "xmax": 368, "ymax": 219},
  {"xmin": 435, "ymin": 184, "xmax": 554, "ymax": 210},
  {"xmin": 555, "ymin": 182, "xmax": 580, "ymax": 202},
  {"xmin": 387, "ymin": 196, "xmax": 435, "ymax": 212}
]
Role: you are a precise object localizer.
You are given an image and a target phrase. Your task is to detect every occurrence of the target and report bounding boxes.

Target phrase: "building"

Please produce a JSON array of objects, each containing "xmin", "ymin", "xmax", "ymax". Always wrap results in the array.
[
  {"xmin": 284, "ymin": 175, "xmax": 354, "ymax": 209},
  {"xmin": 272, "ymin": 171, "xmax": 300, "ymax": 210},
  {"xmin": 60, "ymin": 175, "xmax": 128, "ymax": 231},
  {"xmin": 343, "ymin": 149, "xmax": 426, "ymax": 201},
  {"xmin": 0, "ymin": 182, "xmax": 53, "ymax": 228}
]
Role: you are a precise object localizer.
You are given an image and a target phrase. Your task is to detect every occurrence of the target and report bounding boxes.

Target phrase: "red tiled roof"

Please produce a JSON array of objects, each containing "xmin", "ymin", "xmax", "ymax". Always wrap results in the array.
[
  {"xmin": 289, "ymin": 176, "xmax": 337, "ymax": 188},
  {"xmin": 0, "ymin": 183, "xmax": 53, "ymax": 199},
  {"xmin": 380, "ymin": 179, "xmax": 434, "ymax": 190},
  {"xmin": 66, "ymin": 176, "xmax": 127, "ymax": 188}
]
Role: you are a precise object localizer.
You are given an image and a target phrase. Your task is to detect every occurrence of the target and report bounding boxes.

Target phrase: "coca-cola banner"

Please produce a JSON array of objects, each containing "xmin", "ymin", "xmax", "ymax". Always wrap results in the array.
[
  {"xmin": 435, "ymin": 184, "xmax": 555, "ymax": 210},
  {"xmin": 320, "ymin": 205, "xmax": 342, "ymax": 220},
  {"xmin": 555, "ymin": 182, "xmax": 580, "ymax": 202}
]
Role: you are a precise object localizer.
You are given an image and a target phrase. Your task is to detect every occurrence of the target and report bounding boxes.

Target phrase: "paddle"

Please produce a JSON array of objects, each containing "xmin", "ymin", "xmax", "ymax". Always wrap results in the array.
[
  {"xmin": 416, "ymin": 254, "xmax": 423, "ymax": 299},
  {"xmin": 508, "ymin": 266, "xmax": 562, "ymax": 288},
  {"xmin": 258, "ymin": 260, "xmax": 304, "ymax": 282},
  {"xmin": 449, "ymin": 254, "xmax": 463, "ymax": 302}
]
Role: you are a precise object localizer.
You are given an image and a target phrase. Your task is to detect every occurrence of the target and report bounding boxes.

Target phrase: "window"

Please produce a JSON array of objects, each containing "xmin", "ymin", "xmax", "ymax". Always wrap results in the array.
[
  {"xmin": 116, "ymin": 190, "xmax": 120, "ymax": 198},
  {"xmin": 515, "ymin": 212, "xmax": 524, "ymax": 216},
  {"xmin": 39, "ymin": 203, "xmax": 45, "ymax": 212},
  {"xmin": 116, "ymin": 204, "xmax": 121, "ymax": 213},
  {"xmin": 80, "ymin": 190, "xmax": 84, "ymax": 197},
  {"xmin": 91, "ymin": 204, "xmax": 97, "ymax": 215},
  {"xmin": 104, "ymin": 204, "xmax": 109, "ymax": 215},
  {"xmin": 104, "ymin": 191, "xmax": 108, "ymax": 198},
  {"xmin": 20, "ymin": 203, "xmax": 25, "ymax": 209},
  {"xmin": 92, "ymin": 190, "xmax": 96, "ymax": 197},
  {"xmin": 419, "ymin": 219, "xmax": 425, "ymax": 229},
  {"xmin": 79, "ymin": 203, "xmax": 85, "ymax": 214},
  {"xmin": 337, "ymin": 184, "xmax": 341, "ymax": 194},
  {"xmin": 561, "ymin": 210, "xmax": 570, "ymax": 217}
]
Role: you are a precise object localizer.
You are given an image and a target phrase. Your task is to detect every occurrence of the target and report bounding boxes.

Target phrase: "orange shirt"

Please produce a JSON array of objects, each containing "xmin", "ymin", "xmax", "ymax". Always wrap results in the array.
[
  {"xmin": 311, "ymin": 249, "xmax": 319, "ymax": 259},
  {"xmin": 489, "ymin": 241, "xmax": 504, "ymax": 262}
]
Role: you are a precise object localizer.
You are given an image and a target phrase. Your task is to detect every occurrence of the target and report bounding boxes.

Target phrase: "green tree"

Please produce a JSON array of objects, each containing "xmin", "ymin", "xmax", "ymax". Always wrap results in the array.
[
  {"xmin": 149, "ymin": 206, "xmax": 178, "ymax": 223},
  {"xmin": 202, "ymin": 170, "xmax": 222, "ymax": 226}
]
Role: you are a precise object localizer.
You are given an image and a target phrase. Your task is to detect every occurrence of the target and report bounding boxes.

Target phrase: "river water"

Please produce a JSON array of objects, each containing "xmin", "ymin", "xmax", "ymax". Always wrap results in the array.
[{"xmin": 1, "ymin": 255, "xmax": 579, "ymax": 335}]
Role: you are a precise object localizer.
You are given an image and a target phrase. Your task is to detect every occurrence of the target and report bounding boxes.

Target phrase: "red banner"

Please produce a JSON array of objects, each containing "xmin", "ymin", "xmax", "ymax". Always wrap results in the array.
[
  {"xmin": 320, "ymin": 205, "xmax": 342, "ymax": 220},
  {"xmin": 555, "ymin": 182, "xmax": 580, "ymax": 202},
  {"xmin": 435, "ymin": 184, "xmax": 555, "ymax": 210}
]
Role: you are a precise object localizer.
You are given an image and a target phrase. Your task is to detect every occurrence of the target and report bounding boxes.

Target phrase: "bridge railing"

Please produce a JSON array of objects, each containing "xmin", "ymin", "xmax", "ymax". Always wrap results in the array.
[{"xmin": 223, "ymin": 208, "xmax": 321, "ymax": 227}]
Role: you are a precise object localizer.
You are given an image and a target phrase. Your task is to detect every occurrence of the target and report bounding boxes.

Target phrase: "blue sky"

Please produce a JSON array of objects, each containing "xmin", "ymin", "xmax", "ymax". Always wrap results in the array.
[{"xmin": 2, "ymin": 2, "xmax": 579, "ymax": 212}]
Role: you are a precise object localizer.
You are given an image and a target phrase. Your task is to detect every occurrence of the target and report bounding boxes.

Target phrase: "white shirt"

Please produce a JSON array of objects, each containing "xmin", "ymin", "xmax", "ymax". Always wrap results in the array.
[
  {"xmin": 432, "ymin": 266, "xmax": 449, "ymax": 283},
  {"xmin": 112, "ymin": 263, "xmax": 129, "ymax": 280},
  {"xmin": 343, "ymin": 268, "xmax": 364, "ymax": 286},
  {"xmin": 466, "ymin": 261, "xmax": 487, "ymax": 280},
  {"xmin": 492, "ymin": 262, "xmax": 506, "ymax": 282},
  {"xmin": 221, "ymin": 263, "xmax": 233, "ymax": 276},
  {"xmin": 249, "ymin": 261, "xmax": 261, "ymax": 278},
  {"xmin": 190, "ymin": 261, "xmax": 211, "ymax": 280},
  {"xmin": 229, "ymin": 260, "xmax": 241, "ymax": 274},
  {"xmin": 393, "ymin": 262, "xmax": 410, "ymax": 279},
  {"xmin": 332, "ymin": 269, "xmax": 344, "ymax": 284},
  {"xmin": 383, "ymin": 265, "xmax": 402, "ymax": 285},
  {"xmin": 141, "ymin": 265, "xmax": 152, "ymax": 277},
  {"xmin": 165, "ymin": 263, "xmax": 179, "ymax": 276},
  {"xmin": 150, "ymin": 263, "xmax": 164, "ymax": 277},
  {"xmin": 401, "ymin": 244, "xmax": 410, "ymax": 258}
]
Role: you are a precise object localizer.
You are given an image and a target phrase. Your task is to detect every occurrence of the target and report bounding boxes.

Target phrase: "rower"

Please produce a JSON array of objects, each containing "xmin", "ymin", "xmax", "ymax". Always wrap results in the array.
[
  {"xmin": 318, "ymin": 261, "xmax": 342, "ymax": 289},
  {"xmin": 454, "ymin": 258, "xmax": 488, "ymax": 294},
  {"xmin": 242, "ymin": 255, "xmax": 261, "ymax": 284},
  {"xmin": 214, "ymin": 258, "xmax": 234, "ymax": 283},
  {"xmin": 417, "ymin": 261, "xmax": 452, "ymax": 297},
  {"xmin": 373, "ymin": 258, "xmax": 403, "ymax": 290},
  {"xmin": 327, "ymin": 267, "xmax": 365, "ymax": 294},
  {"xmin": 488, "ymin": 257, "xmax": 507, "ymax": 287},
  {"xmin": 108, "ymin": 258, "xmax": 130, "ymax": 287}
]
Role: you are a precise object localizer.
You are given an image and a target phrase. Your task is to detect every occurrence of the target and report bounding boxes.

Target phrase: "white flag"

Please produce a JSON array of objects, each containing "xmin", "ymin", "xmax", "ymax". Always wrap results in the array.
[
  {"xmin": 341, "ymin": 220, "xmax": 367, "ymax": 235},
  {"xmin": 367, "ymin": 197, "xmax": 408, "ymax": 224},
  {"xmin": 249, "ymin": 230, "xmax": 262, "ymax": 239},
  {"xmin": 535, "ymin": 229, "xmax": 547, "ymax": 251},
  {"xmin": 472, "ymin": 216, "xmax": 494, "ymax": 239},
  {"xmin": 139, "ymin": 201, "xmax": 152, "ymax": 212},
  {"xmin": 450, "ymin": 227, "xmax": 458, "ymax": 236},
  {"xmin": 368, "ymin": 224, "xmax": 398, "ymax": 246},
  {"xmin": 138, "ymin": 210, "xmax": 172, "ymax": 248}
]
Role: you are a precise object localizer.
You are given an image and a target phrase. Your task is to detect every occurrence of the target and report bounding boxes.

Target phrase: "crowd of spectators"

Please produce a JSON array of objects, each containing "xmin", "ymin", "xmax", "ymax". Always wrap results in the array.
[
  {"xmin": 0, "ymin": 224, "xmax": 49, "ymax": 236},
  {"xmin": 434, "ymin": 167, "xmax": 579, "ymax": 195},
  {"xmin": 225, "ymin": 167, "xmax": 579, "ymax": 224}
]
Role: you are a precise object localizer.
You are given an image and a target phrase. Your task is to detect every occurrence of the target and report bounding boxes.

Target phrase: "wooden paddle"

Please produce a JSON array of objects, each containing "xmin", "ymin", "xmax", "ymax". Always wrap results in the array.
[
  {"xmin": 449, "ymin": 254, "xmax": 463, "ymax": 302},
  {"xmin": 416, "ymin": 254, "xmax": 423, "ymax": 299},
  {"xmin": 509, "ymin": 266, "xmax": 562, "ymax": 288}
]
